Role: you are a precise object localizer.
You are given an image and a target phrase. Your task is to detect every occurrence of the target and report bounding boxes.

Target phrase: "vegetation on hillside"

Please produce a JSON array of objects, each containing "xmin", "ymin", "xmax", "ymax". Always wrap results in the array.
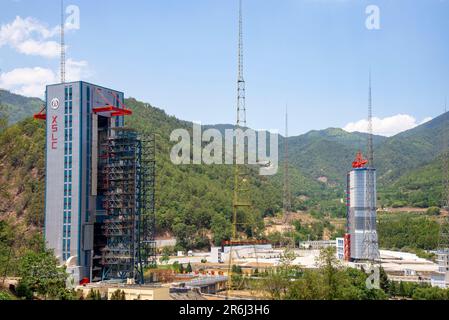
[
  {"xmin": 0, "ymin": 90, "xmax": 42, "ymax": 125},
  {"xmin": 377, "ymin": 213, "xmax": 440, "ymax": 251},
  {"xmin": 379, "ymin": 155, "xmax": 445, "ymax": 208},
  {"xmin": 1, "ymin": 90, "xmax": 449, "ymax": 256}
]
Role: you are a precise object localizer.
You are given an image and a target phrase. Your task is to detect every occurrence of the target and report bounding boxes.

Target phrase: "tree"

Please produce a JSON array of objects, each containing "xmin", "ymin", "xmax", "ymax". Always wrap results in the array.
[
  {"xmin": 211, "ymin": 214, "xmax": 231, "ymax": 246},
  {"xmin": 426, "ymin": 207, "xmax": 440, "ymax": 216},
  {"xmin": 86, "ymin": 289, "xmax": 102, "ymax": 300},
  {"xmin": 231, "ymin": 265, "xmax": 242, "ymax": 274},
  {"xmin": 17, "ymin": 249, "xmax": 71, "ymax": 300},
  {"xmin": 412, "ymin": 287, "xmax": 449, "ymax": 300},
  {"xmin": 0, "ymin": 290, "xmax": 13, "ymax": 300},
  {"xmin": 399, "ymin": 281, "xmax": 407, "ymax": 298},
  {"xmin": 379, "ymin": 266, "xmax": 390, "ymax": 294},
  {"xmin": 316, "ymin": 247, "xmax": 341, "ymax": 300},
  {"xmin": 110, "ymin": 289, "xmax": 126, "ymax": 300},
  {"xmin": 280, "ymin": 248, "xmax": 296, "ymax": 267},
  {"xmin": 0, "ymin": 106, "xmax": 9, "ymax": 133},
  {"xmin": 286, "ymin": 270, "xmax": 326, "ymax": 300},
  {"xmin": 389, "ymin": 280, "xmax": 398, "ymax": 297},
  {"xmin": 159, "ymin": 247, "xmax": 170, "ymax": 265}
]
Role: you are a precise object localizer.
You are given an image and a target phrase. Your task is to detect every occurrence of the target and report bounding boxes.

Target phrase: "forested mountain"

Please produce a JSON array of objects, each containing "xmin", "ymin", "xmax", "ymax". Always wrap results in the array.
[
  {"xmin": 0, "ymin": 90, "xmax": 42, "ymax": 125},
  {"xmin": 0, "ymin": 88, "xmax": 448, "ymax": 250}
]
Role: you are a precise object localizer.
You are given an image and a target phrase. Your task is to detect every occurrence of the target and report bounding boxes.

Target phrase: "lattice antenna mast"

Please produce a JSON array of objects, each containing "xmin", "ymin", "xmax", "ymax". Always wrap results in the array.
[
  {"xmin": 367, "ymin": 71, "xmax": 373, "ymax": 167},
  {"xmin": 231, "ymin": 0, "xmax": 249, "ymax": 240},
  {"xmin": 283, "ymin": 105, "xmax": 291, "ymax": 222},
  {"xmin": 228, "ymin": 0, "xmax": 252, "ymax": 299},
  {"xmin": 363, "ymin": 71, "xmax": 379, "ymax": 261},
  {"xmin": 60, "ymin": 0, "xmax": 66, "ymax": 83},
  {"xmin": 236, "ymin": 0, "xmax": 246, "ymax": 128}
]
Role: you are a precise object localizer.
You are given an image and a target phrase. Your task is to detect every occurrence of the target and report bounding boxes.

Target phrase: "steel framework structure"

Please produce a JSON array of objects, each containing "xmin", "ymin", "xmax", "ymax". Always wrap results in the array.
[
  {"xmin": 227, "ymin": 0, "xmax": 256, "ymax": 298},
  {"xmin": 138, "ymin": 134, "xmax": 157, "ymax": 275},
  {"xmin": 100, "ymin": 128, "xmax": 156, "ymax": 283}
]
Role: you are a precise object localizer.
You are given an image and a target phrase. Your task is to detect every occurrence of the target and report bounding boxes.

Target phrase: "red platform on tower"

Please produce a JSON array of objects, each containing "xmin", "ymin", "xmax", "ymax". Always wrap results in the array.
[
  {"xmin": 92, "ymin": 105, "xmax": 132, "ymax": 117},
  {"xmin": 352, "ymin": 151, "xmax": 368, "ymax": 168}
]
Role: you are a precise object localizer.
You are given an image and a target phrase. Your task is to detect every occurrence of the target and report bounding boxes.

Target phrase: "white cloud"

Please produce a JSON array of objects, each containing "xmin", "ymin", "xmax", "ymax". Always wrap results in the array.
[
  {"xmin": 0, "ymin": 15, "xmax": 92, "ymax": 98},
  {"xmin": 0, "ymin": 60, "xmax": 92, "ymax": 98},
  {"xmin": 343, "ymin": 114, "xmax": 433, "ymax": 137},
  {"xmin": 0, "ymin": 67, "xmax": 56, "ymax": 97},
  {"xmin": 0, "ymin": 16, "xmax": 61, "ymax": 58},
  {"xmin": 66, "ymin": 59, "xmax": 93, "ymax": 81}
]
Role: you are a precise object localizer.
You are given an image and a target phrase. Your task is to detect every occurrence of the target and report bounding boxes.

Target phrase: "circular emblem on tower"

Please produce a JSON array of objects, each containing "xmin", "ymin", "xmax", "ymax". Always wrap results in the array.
[{"xmin": 50, "ymin": 98, "xmax": 60, "ymax": 110}]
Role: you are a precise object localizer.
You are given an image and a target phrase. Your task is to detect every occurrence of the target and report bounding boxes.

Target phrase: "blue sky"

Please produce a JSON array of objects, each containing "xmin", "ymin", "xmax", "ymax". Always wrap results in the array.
[{"xmin": 0, "ymin": 0, "xmax": 448, "ymax": 136}]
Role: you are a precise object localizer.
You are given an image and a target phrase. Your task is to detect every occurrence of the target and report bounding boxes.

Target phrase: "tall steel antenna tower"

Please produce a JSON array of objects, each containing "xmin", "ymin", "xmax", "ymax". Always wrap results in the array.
[
  {"xmin": 236, "ymin": 0, "xmax": 246, "ymax": 128},
  {"xmin": 363, "ymin": 71, "xmax": 379, "ymax": 261},
  {"xmin": 231, "ymin": 0, "xmax": 250, "ymax": 240},
  {"xmin": 367, "ymin": 71, "xmax": 374, "ymax": 166},
  {"xmin": 283, "ymin": 106, "xmax": 291, "ymax": 223},
  {"xmin": 60, "ymin": 0, "xmax": 66, "ymax": 83},
  {"xmin": 227, "ymin": 0, "xmax": 251, "ymax": 299}
]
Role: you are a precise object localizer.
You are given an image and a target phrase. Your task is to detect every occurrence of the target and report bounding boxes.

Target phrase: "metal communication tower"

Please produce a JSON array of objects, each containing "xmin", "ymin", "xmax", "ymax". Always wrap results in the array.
[
  {"xmin": 236, "ymin": 0, "xmax": 246, "ymax": 129},
  {"xmin": 363, "ymin": 72, "xmax": 379, "ymax": 261},
  {"xmin": 283, "ymin": 106, "xmax": 292, "ymax": 224},
  {"xmin": 227, "ymin": 0, "xmax": 252, "ymax": 298},
  {"xmin": 231, "ymin": 0, "xmax": 250, "ymax": 241},
  {"xmin": 60, "ymin": 0, "xmax": 66, "ymax": 83}
]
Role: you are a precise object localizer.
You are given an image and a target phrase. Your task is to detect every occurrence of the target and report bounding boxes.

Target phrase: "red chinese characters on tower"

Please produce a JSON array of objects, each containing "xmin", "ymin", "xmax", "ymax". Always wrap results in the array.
[{"xmin": 51, "ymin": 116, "xmax": 58, "ymax": 150}]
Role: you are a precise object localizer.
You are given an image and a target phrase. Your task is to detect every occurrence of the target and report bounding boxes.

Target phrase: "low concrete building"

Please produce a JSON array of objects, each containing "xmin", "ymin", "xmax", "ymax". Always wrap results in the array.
[
  {"xmin": 106, "ymin": 286, "xmax": 171, "ymax": 300},
  {"xmin": 77, "ymin": 283, "xmax": 171, "ymax": 300},
  {"xmin": 299, "ymin": 240, "xmax": 335, "ymax": 250},
  {"xmin": 179, "ymin": 276, "xmax": 228, "ymax": 294},
  {"xmin": 431, "ymin": 250, "xmax": 449, "ymax": 288},
  {"xmin": 336, "ymin": 238, "xmax": 345, "ymax": 260}
]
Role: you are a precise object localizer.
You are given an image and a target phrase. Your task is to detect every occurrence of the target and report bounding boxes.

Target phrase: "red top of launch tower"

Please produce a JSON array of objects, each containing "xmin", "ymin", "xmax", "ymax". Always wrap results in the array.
[{"xmin": 352, "ymin": 151, "xmax": 368, "ymax": 168}]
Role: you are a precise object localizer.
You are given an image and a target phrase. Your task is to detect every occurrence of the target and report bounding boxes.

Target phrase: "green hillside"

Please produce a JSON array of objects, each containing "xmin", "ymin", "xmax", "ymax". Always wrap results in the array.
[
  {"xmin": 379, "ymin": 155, "xmax": 444, "ymax": 208},
  {"xmin": 1, "ymin": 89, "xmax": 449, "ymax": 254},
  {"xmin": 375, "ymin": 112, "xmax": 449, "ymax": 184},
  {"xmin": 0, "ymin": 89, "xmax": 42, "ymax": 125},
  {"xmin": 0, "ymin": 95, "xmax": 331, "ymax": 253}
]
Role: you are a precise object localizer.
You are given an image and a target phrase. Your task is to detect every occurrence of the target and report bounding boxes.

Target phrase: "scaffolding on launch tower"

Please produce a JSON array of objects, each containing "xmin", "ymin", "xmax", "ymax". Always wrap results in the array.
[{"xmin": 100, "ymin": 128, "xmax": 156, "ymax": 283}]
